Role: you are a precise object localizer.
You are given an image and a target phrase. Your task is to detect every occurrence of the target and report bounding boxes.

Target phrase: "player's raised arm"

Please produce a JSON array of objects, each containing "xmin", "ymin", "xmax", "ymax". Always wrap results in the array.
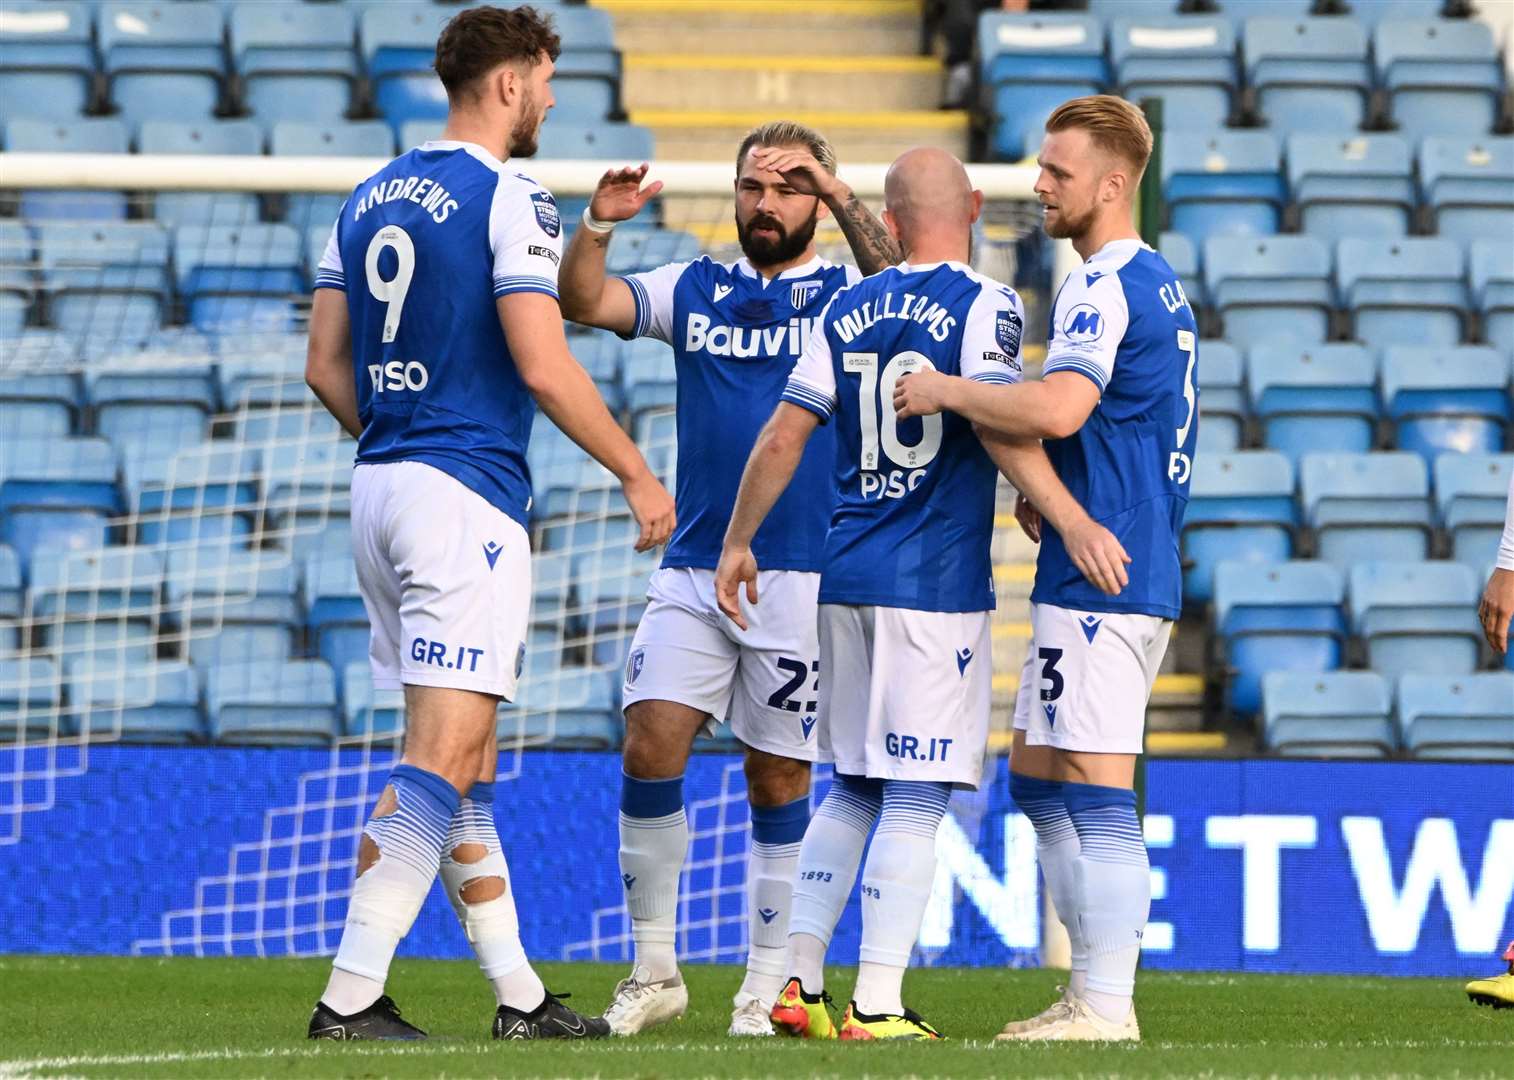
[
  {"xmin": 752, "ymin": 146, "xmax": 902, "ymax": 275},
  {"xmin": 498, "ymin": 292, "xmax": 674, "ymax": 551},
  {"xmin": 557, "ymin": 164, "xmax": 664, "ymax": 333}
]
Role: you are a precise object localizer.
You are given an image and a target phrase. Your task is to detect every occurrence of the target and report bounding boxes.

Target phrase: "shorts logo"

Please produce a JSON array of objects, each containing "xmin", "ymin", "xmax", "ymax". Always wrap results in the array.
[
  {"xmin": 626, "ymin": 647, "xmax": 646, "ymax": 687},
  {"xmin": 482, "ymin": 540, "xmax": 502, "ymax": 571},
  {"xmin": 955, "ymin": 647, "xmax": 974, "ymax": 676},
  {"xmin": 1043, "ymin": 703, "xmax": 1058, "ymax": 728},
  {"xmin": 800, "ymin": 715, "xmax": 816, "ymax": 740},
  {"xmin": 995, "ymin": 309, "xmax": 1023, "ymax": 354},
  {"xmin": 515, "ymin": 642, "xmax": 526, "ymax": 679},
  {"xmin": 1079, "ymin": 615, "xmax": 1102, "ymax": 644},
  {"xmin": 621, "ymin": 872, "xmax": 636, "ymax": 890},
  {"xmin": 529, "ymin": 191, "xmax": 560, "ymax": 237},
  {"xmin": 758, "ymin": 907, "xmax": 779, "ymax": 924},
  {"xmin": 1062, "ymin": 304, "xmax": 1103, "ymax": 342},
  {"xmin": 790, "ymin": 279, "xmax": 822, "ymax": 309}
]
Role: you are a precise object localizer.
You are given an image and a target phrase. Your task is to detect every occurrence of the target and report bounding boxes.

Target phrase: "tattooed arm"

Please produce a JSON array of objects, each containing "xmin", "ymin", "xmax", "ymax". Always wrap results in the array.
[
  {"xmin": 557, "ymin": 163, "xmax": 663, "ymax": 333},
  {"xmin": 750, "ymin": 146, "xmax": 903, "ymax": 275}
]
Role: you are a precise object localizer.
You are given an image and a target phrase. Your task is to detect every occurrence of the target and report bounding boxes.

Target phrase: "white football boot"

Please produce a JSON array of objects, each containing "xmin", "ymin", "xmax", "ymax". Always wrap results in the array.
[
  {"xmin": 601, "ymin": 968, "xmax": 688, "ymax": 1036},
  {"xmin": 727, "ymin": 992, "xmax": 776, "ymax": 1037},
  {"xmin": 1001, "ymin": 996, "xmax": 1140, "ymax": 1042},
  {"xmin": 993, "ymin": 984, "xmax": 1077, "ymax": 1039}
]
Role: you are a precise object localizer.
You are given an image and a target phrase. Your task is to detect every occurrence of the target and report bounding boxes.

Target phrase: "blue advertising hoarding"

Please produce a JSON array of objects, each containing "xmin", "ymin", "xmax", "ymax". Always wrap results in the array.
[{"xmin": 0, "ymin": 748, "xmax": 1508, "ymax": 977}]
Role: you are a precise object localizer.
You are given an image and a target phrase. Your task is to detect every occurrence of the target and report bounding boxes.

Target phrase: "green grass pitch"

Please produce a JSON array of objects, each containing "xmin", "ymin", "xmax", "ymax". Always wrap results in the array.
[{"xmin": 3, "ymin": 956, "xmax": 1507, "ymax": 1078}]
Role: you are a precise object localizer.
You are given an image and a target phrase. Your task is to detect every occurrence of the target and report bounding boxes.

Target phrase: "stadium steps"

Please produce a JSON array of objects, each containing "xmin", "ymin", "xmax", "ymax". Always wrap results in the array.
[{"xmin": 599, "ymin": 0, "xmax": 967, "ymax": 163}]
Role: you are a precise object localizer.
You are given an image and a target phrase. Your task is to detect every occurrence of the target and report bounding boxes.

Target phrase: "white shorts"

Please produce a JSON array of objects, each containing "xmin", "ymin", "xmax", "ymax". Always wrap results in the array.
[
  {"xmin": 622, "ymin": 567, "xmax": 829, "ymax": 762},
  {"xmin": 819, "ymin": 604, "xmax": 993, "ymax": 790},
  {"xmin": 352, "ymin": 461, "xmax": 531, "ymax": 700},
  {"xmin": 1012, "ymin": 602, "xmax": 1172, "ymax": 754}
]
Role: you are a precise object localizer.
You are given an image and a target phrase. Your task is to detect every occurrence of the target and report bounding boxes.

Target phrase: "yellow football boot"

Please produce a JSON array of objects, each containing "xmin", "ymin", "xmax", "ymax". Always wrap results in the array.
[
  {"xmin": 837, "ymin": 1001, "xmax": 943, "ymax": 1041},
  {"xmin": 770, "ymin": 977, "xmax": 838, "ymax": 1039},
  {"xmin": 1466, "ymin": 941, "xmax": 1514, "ymax": 1009}
]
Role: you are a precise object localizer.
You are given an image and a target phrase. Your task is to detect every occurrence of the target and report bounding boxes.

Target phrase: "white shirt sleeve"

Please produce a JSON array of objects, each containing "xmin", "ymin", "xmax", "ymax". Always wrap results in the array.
[
  {"xmin": 313, "ymin": 211, "xmax": 345, "ymax": 291},
  {"xmin": 1042, "ymin": 269, "xmax": 1129, "ymax": 393},
  {"xmin": 489, "ymin": 177, "xmax": 564, "ymax": 300},
  {"xmin": 617, "ymin": 261, "xmax": 689, "ymax": 344},
  {"xmin": 958, "ymin": 279, "xmax": 1026, "ymax": 386},
  {"xmin": 1498, "ymin": 469, "xmax": 1514, "ymax": 572},
  {"xmin": 780, "ymin": 296, "xmax": 840, "ymax": 422}
]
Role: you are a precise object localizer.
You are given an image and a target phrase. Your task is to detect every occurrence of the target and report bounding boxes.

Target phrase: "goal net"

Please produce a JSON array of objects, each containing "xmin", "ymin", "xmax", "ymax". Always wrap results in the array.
[{"xmin": 0, "ymin": 151, "xmax": 1044, "ymax": 963}]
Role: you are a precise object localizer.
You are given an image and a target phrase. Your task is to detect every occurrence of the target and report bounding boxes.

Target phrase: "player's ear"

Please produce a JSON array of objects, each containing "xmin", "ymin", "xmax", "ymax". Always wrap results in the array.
[
  {"xmin": 968, "ymin": 189, "xmax": 984, "ymax": 225},
  {"xmin": 814, "ymin": 194, "xmax": 831, "ymax": 223},
  {"xmin": 881, "ymin": 208, "xmax": 902, "ymax": 245}
]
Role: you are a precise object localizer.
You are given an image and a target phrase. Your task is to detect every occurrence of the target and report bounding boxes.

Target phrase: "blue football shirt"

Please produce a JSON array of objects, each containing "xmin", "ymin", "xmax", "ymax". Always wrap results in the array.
[
  {"xmin": 315, "ymin": 140, "xmax": 564, "ymax": 528},
  {"xmin": 619, "ymin": 254, "xmax": 858, "ymax": 572},
  {"xmin": 1033, "ymin": 238, "xmax": 1199, "ymax": 620},
  {"xmin": 781, "ymin": 261, "xmax": 1026, "ymax": 613}
]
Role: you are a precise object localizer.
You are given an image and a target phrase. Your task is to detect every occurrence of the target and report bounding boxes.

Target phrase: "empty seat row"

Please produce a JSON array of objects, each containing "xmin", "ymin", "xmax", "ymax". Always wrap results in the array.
[
  {"xmin": 1184, "ymin": 450, "xmax": 1512, "ymax": 601},
  {"xmin": 981, "ymin": 11, "xmax": 1504, "ymax": 158},
  {"xmin": 1177, "ymin": 235, "xmax": 1513, "ymax": 350},
  {"xmin": 1193, "ymin": 342, "xmax": 1511, "ymax": 460},
  {"xmin": 1212, "ymin": 558, "xmax": 1512, "ymax": 715},
  {"xmin": 0, "ymin": 0, "xmax": 617, "ymax": 131},
  {"xmin": 1162, "ymin": 132, "xmax": 1513, "ymax": 248},
  {"xmin": 1260, "ymin": 670, "xmax": 1512, "ymax": 759}
]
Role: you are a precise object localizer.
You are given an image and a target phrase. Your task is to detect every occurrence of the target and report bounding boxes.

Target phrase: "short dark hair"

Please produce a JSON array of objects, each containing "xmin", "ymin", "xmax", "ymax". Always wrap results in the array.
[{"xmin": 433, "ymin": 5, "xmax": 561, "ymax": 101}]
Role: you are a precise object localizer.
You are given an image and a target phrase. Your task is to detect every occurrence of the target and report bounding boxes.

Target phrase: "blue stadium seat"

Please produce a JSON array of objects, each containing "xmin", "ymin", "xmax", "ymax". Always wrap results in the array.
[
  {"xmin": 507, "ymin": 667, "xmax": 618, "ymax": 750},
  {"xmin": 1110, "ymin": 17, "xmax": 1235, "ymax": 130},
  {"xmin": 1418, "ymin": 136, "xmax": 1514, "ymax": 246},
  {"xmin": 535, "ymin": 122, "xmax": 654, "ymax": 161},
  {"xmin": 0, "ymin": 371, "xmax": 78, "ymax": 444},
  {"xmin": 207, "ymin": 657, "xmax": 338, "ymax": 746},
  {"xmin": 1381, "ymin": 346, "xmax": 1509, "ymax": 465},
  {"xmin": 530, "ymin": 549, "xmax": 574, "ymax": 630},
  {"xmin": 1261, "ymin": 671, "xmax": 1395, "ymax": 758},
  {"xmin": 1349, "ymin": 559, "xmax": 1482, "ymax": 681},
  {"xmin": 1246, "ymin": 343, "xmax": 1378, "ymax": 465},
  {"xmin": 1336, "ymin": 237, "xmax": 1466, "ymax": 348},
  {"xmin": 138, "ymin": 120, "xmax": 265, "ymax": 227},
  {"xmin": 0, "ymin": 656, "xmax": 63, "ymax": 742},
  {"xmin": 3, "ymin": 329, "xmax": 79, "ymax": 370},
  {"xmin": 1182, "ymin": 450, "xmax": 1296, "ymax": 604},
  {"xmin": 0, "ymin": 1, "xmax": 95, "ymax": 123},
  {"xmin": 42, "ymin": 617, "xmax": 157, "ymax": 674},
  {"xmin": 215, "ymin": 333, "xmax": 308, "ymax": 408},
  {"xmin": 262, "ymin": 440, "xmax": 354, "ymax": 561},
  {"xmin": 566, "ymin": 331, "xmax": 624, "ymax": 416},
  {"xmin": 5, "ymin": 119, "xmax": 131, "ymax": 220},
  {"xmin": 0, "ymin": 220, "xmax": 35, "ymax": 337},
  {"xmin": 167, "ymin": 548, "xmax": 299, "ymax": 676},
  {"xmin": 1196, "ymin": 340, "xmax": 1243, "ymax": 451},
  {"xmin": 1158, "ymin": 231, "xmax": 1201, "ymax": 310},
  {"xmin": 1286, "ymin": 134, "xmax": 1413, "ymax": 241},
  {"xmin": 342, "ymin": 660, "xmax": 403, "ymax": 738},
  {"xmin": 66, "ymin": 660, "xmax": 204, "ymax": 743},
  {"xmin": 1469, "ymin": 239, "xmax": 1514, "ymax": 353},
  {"xmin": 1243, "ymin": 17, "xmax": 1371, "ymax": 136},
  {"xmin": 396, "ymin": 117, "xmax": 444, "ymax": 150},
  {"xmin": 27, "ymin": 545, "xmax": 162, "ymax": 622},
  {"xmin": 1164, "ymin": 131, "xmax": 1285, "ymax": 251},
  {"xmin": 1214, "ymin": 559, "xmax": 1346, "ymax": 717},
  {"xmin": 606, "ymin": 231, "xmax": 701, "ymax": 275},
  {"xmin": 552, "ymin": 6, "xmax": 620, "ymax": 121},
  {"xmin": 1349, "ymin": 0, "xmax": 1448, "ymax": 27},
  {"xmin": 173, "ymin": 223, "xmax": 305, "ymax": 332},
  {"xmin": 361, "ymin": 2, "xmax": 454, "ymax": 137},
  {"xmin": 0, "ymin": 545, "xmax": 20, "ymax": 618},
  {"xmin": 98, "ymin": 1, "xmax": 226, "ymax": 127},
  {"xmin": 1397, "ymin": 672, "xmax": 1514, "ymax": 761},
  {"xmin": 0, "ymin": 437, "xmax": 120, "ymax": 565},
  {"xmin": 1435, "ymin": 453, "xmax": 1514, "ymax": 568},
  {"xmin": 38, "ymin": 221, "xmax": 172, "ymax": 344},
  {"xmin": 1300, "ymin": 451, "xmax": 1432, "ymax": 567},
  {"xmin": 621, "ymin": 337, "xmax": 677, "ymax": 415},
  {"xmin": 537, "ymin": 511, "xmax": 638, "ymax": 556},
  {"xmin": 1088, "ymin": 0, "xmax": 1179, "ymax": 16},
  {"xmin": 92, "ymin": 361, "xmax": 216, "ymax": 505},
  {"xmin": 270, "ymin": 120, "xmax": 393, "ymax": 233},
  {"xmin": 303, "ymin": 549, "xmax": 368, "ymax": 678},
  {"xmin": 1374, "ymin": 19, "xmax": 1503, "ymax": 142},
  {"xmin": 230, "ymin": 2, "xmax": 357, "ymax": 123},
  {"xmin": 126, "ymin": 441, "xmax": 259, "ymax": 546},
  {"xmin": 1204, "ymin": 234, "xmax": 1332, "ymax": 348},
  {"xmin": 979, "ymin": 13, "xmax": 1108, "ymax": 161},
  {"xmin": 576, "ymin": 545, "xmax": 657, "ymax": 635}
]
